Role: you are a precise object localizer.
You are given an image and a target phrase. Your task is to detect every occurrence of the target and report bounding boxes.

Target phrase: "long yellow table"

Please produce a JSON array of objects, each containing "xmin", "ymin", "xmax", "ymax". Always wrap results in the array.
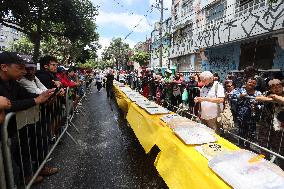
[{"xmin": 113, "ymin": 84, "xmax": 239, "ymax": 189}]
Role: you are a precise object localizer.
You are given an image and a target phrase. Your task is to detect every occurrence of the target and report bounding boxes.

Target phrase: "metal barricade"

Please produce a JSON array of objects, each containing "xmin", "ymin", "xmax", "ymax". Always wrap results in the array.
[
  {"xmin": 154, "ymin": 83, "xmax": 284, "ymax": 168},
  {"xmin": 1, "ymin": 112, "xmax": 16, "ymax": 189},
  {"xmin": 0, "ymin": 85, "xmax": 92, "ymax": 189},
  {"xmin": 0, "ymin": 141, "xmax": 7, "ymax": 189}
]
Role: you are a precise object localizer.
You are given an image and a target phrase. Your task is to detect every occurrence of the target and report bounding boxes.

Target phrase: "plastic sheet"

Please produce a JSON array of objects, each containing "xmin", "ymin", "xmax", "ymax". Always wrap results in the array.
[
  {"xmin": 209, "ymin": 150, "xmax": 284, "ymax": 189},
  {"xmin": 173, "ymin": 126, "xmax": 217, "ymax": 145}
]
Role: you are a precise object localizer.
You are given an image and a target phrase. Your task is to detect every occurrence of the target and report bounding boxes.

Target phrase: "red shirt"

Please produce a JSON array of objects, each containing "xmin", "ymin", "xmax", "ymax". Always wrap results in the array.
[{"xmin": 56, "ymin": 73, "xmax": 77, "ymax": 88}]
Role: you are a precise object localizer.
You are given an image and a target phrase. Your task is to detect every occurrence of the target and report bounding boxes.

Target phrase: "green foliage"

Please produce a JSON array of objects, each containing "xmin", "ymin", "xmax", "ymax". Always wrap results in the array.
[
  {"xmin": 77, "ymin": 59, "xmax": 97, "ymax": 69},
  {"xmin": 0, "ymin": 0, "xmax": 99, "ymax": 61},
  {"xmin": 102, "ymin": 38, "xmax": 131, "ymax": 69},
  {"xmin": 268, "ymin": 0, "xmax": 278, "ymax": 4},
  {"xmin": 76, "ymin": 59, "xmax": 113, "ymax": 70},
  {"xmin": 96, "ymin": 60, "xmax": 114, "ymax": 69},
  {"xmin": 6, "ymin": 35, "xmax": 89, "ymax": 64},
  {"xmin": 130, "ymin": 51, "xmax": 150, "ymax": 66},
  {"xmin": 5, "ymin": 36, "xmax": 34, "ymax": 55}
]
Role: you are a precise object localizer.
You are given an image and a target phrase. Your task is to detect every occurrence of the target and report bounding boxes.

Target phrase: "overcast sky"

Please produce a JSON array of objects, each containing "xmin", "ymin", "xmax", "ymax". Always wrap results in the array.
[{"xmin": 91, "ymin": 0, "xmax": 172, "ymax": 57}]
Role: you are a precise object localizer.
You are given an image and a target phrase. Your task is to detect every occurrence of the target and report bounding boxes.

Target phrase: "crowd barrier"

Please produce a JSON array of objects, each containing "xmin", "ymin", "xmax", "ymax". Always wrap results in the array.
[
  {"xmin": 0, "ymin": 81, "xmax": 93, "ymax": 189},
  {"xmin": 0, "ymin": 143, "xmax": 6, "ymax": 189}
]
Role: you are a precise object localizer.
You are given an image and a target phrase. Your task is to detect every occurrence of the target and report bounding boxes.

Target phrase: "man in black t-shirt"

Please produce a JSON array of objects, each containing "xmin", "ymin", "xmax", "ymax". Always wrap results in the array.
[{"xmin": 106, "ymin": 69, "xmax": 114, "ymax": 98}]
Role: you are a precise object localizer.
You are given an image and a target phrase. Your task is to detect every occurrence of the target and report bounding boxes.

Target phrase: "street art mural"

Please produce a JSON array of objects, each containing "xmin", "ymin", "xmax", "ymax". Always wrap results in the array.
[
  {"xmin": 170, "ymin": 0, "xmax": 284, "ymax": 59},
  {"xmin": 273, "ymin": 45, "xmax": 284, "ymax": 70},
  {"xmin": 202, "ymin": 43, "xmax": 240, "ymax": 80}
]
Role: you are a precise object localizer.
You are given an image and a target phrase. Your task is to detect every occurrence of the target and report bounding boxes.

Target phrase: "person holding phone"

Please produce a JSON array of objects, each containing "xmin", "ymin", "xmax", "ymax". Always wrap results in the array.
[
  {"xmin": 18, "ymin": 58, "xmax": 48, "ymax": 94},
  {"xmin": 231, "ymin": 77, "xmax": 262, "ymax": 148},
  {"xmin": 256, "ymin": 79, "xmax": 284, "ymax": 168},
  {"xmin": 0, "ymin": 52, "xmax": 57, "ymax": 184}
]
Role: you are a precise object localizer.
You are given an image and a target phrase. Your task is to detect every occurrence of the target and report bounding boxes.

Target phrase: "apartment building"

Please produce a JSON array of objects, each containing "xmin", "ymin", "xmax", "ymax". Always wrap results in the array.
[
  {"xmin": 0, "ymin": 24, "xmax": 22, "ymax": 51},
  {"xmin": 150, "ymin": 18, "xmax": 173, "ymax": 69},
  {"xmin": 170, "ymin": 0, "xmax": 284, "ymax": 78}
]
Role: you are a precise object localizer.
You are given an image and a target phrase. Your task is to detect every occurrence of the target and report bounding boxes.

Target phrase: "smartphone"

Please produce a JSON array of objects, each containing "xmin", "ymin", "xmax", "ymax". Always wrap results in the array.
[{"xmin": 49, "ymin": 87, "xmax": 61, "ymax": 99}]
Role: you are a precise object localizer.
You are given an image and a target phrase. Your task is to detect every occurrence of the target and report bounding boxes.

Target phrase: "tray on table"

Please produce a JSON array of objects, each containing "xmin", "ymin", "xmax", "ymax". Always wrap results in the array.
[{"xmin": 173, "ymin": 124, "xmax": 217, "ymax": 145}]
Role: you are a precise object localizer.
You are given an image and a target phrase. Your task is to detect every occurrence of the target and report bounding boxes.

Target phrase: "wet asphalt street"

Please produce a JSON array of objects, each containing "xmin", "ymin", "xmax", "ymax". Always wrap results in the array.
[{"xmin": 36, "ymin": 86, "xmax": 168, "ymax": 189}]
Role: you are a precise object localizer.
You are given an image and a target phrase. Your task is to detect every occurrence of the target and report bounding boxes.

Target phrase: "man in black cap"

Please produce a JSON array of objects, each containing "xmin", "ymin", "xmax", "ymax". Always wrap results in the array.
[
  {"xmin": 0, "ymin": 51, "xmax": 57, "ymax": 184},
  {"xmin": 0, "ymin": 52, "xmax": 54, "ymax": 111}
]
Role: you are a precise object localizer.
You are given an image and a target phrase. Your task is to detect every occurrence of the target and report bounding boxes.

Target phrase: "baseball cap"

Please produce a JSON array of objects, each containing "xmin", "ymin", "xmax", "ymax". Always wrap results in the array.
[{"xmin": 0, "ymin": 51, "xmax": 26, "ymax": 65}]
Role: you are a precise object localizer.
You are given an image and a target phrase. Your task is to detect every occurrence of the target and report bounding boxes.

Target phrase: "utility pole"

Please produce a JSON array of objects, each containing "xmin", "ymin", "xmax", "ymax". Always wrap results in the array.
[{"xmin": 159, "ymin": 0, "xmax": 164, "ymax": 68}]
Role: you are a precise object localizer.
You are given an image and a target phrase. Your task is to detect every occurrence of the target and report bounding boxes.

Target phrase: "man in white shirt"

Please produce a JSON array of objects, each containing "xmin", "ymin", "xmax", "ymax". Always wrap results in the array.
[
  {"xmin": 18, "ymin": 63, "xmax": 48, "ymax": 94},
  {"xmin": 194, "ymin": 71, "xmax": 225, "ymax": 132}
]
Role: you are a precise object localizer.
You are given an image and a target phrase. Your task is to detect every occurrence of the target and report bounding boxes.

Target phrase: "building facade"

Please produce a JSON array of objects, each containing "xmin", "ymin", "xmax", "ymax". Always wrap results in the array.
[
  {"xmin": 150, "ymin": 18, "xmax": 173, "ymax": 69},
  {"xmin": 170, "ymin": 0, "xmax": 284, "ymax": 78},
  {"xmin": 0, "ymin": 24, "xmax": 22, "ymax": 51}
]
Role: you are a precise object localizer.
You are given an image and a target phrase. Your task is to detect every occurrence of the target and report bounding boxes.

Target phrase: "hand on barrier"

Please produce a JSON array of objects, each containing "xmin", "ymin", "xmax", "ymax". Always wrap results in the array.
[
  {"xmin": 58, "ymin": 88, "xmax": 65, "ymax": 96},
  {"xmin": 35, "ymin": 88, "xmax": 56, "ymax": 104},
  {"xmin": 52, "ymin": 80, "xmax": 62, "ymax": 88},
  {"xmin": 0, "ymin": 96, "xmax": 11, "ymax": 109},
  {"xmin": 194, "ymin": 97, "xmax": 204, "ymax": 103}
]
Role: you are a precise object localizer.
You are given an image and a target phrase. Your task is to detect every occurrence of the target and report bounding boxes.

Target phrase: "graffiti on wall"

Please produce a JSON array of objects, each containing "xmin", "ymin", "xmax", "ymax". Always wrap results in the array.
[
  {"xmin": 202, "ymin": 44, "xmax": 240, "ymax": 80},
  {"xmin": 170, "ymin": 0, "xmax": 284, "ymax": 59},
  {"xmin": 273, "ymin": 46, "xmax": 284, "ymax": 70}
]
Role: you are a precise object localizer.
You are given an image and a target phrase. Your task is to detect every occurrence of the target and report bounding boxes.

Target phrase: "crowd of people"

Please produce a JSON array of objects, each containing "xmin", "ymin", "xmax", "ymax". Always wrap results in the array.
[
  {"xmin": 118, "ymin": 66, "xmax": 284, "ymax": 168},
  {"xmin": 0, "ymin": 51, "xmax": 94, "ymax": 186},
  {"xmin": 1, "ymin": 49, "xmax": 284, "ymax": 186}
]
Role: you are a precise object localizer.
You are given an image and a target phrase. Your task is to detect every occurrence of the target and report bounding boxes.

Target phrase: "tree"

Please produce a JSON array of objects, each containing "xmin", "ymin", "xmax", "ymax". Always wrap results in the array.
[
  {"xmin": 77, "ymin": 59, "xmax": 97, "ymax": 69},
  {"xmin": 5, "ymin": 36, "xmax": 34, "ymax": 55},
  {"xmin": 102, "ymin": 38, "xmax": 130, "ymax": 70},
  {"xmin": 130, "ymin": 51, "xmax": 150, "ymax": 66},
  {"xmin": 0, "ymin": 0, "xmax": 99, "ymax": 61},
  {"xmin": 76, "ymin": 41, "xmax": 101, "ymax": 63},
  {"xmin": 7, "ymin": 33, "xmax": 102, "ymax": 67},
  {"xmin": 268, "ymin": 0, "xmax": 278, "ymax": 4}
]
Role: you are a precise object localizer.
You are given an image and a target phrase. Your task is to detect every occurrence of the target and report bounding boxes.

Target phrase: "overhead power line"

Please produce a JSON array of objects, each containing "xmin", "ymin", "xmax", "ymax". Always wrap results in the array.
[
  {"xmin": 124, "ymin": 6, "xmax": 154, "ymax": 40},
  {"xmin": 110, "ymin": 0, "xmax": 156, "ymax": 41}
]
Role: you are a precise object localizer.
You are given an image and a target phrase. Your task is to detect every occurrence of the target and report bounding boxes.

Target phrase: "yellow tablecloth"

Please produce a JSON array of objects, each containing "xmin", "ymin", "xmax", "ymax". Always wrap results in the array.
[
  {"xmin": 114, "ymin": 84, "xmax": 239, "ymax": 189},
  {"xmin": 113, "ymin": 85, "xmax": 132, "ymax": 113}
]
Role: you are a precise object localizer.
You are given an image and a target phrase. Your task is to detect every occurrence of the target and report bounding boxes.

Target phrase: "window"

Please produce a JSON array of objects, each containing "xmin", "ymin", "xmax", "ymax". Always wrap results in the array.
[
  {"xmin": 182, "ymin": 0, "xmax": 193, "ymax": 14},
  {"xmin": 174, "ymin": 3, "xmax": 179, "ymax": 20},
  {"xmin": 0, "ymin": 46, "xmax": 6, "ymax": 51},
  {"xmin": 239, "ymin": 0, "xmax": 253, "ymax": 6},
  {"xmin": 0, "ymin": 35, "xmax": 6, "ymax": 42},
  {"xmin": 206, "ymin": 1, "xmax": 226, "ymax": 22},
  {"xmin": 239, "ymin": 38, "xmax": 276, "ymax": 70},
  {"xmin": 183, "ymin": 24, "xmax": 193, "ymax": 39}
]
